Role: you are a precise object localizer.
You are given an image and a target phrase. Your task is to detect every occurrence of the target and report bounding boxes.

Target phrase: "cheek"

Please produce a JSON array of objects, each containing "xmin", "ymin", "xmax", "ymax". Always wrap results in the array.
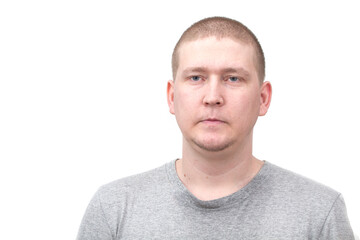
[
  {"xmin": 174, "ymin": 89, "xmax": 197, "ymax": 112},
  {"xmin": 173, "ymin": 90, "xmax": 197, "ymax": 125},
  {"xmin": 229, "ymin": 92, "xmax": 260, "ymax": 121}
]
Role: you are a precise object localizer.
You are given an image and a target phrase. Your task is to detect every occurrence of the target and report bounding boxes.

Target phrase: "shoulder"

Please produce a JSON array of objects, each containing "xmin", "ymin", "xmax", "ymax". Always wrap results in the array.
[
  {"xmin": 263, "ymin": 162, "xmax": 341, "ymax": 210},
  {"xmin": 94, "ymin": 161, "xmax": 170, "ymax": 207},
  {"xmin": 256, "ymin": 162, "xmax": 352, "ymax": 236},
  {"xmin": 264, "ymin": 163, "xmax": 355, "ymax": 239},
  {"xmin": 77, "ymin": 161, "xmax": 172, "ymax": 238},
  {"xmin": 266, "ymin": 161, "xmax": 339, "ymax": 195}
]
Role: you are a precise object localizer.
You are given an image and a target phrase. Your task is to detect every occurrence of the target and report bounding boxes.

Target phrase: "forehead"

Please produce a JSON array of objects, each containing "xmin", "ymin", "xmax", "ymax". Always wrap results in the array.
[{"xmin": 177, "ymin": 37, "xmax": 256, "ymax": 75}]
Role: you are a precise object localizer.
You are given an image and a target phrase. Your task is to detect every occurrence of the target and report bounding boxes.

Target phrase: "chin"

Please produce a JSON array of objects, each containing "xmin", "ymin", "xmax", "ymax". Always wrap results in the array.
[{"xmin": 192, "ymin": 138, "xmax": 234, "ymax": 152}]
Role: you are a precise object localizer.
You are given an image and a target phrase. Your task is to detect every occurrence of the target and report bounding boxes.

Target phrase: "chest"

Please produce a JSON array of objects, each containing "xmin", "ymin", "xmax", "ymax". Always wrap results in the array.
[{"xmin": 115, "ymin": 198, "xmax": 320, "ymax": 239}]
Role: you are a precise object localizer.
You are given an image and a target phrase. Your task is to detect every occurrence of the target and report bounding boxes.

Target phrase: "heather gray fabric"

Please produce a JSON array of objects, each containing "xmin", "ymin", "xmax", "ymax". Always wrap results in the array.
[{"xmin": 77, "ymin": 160, "xmax": 354, "ymax": 239}]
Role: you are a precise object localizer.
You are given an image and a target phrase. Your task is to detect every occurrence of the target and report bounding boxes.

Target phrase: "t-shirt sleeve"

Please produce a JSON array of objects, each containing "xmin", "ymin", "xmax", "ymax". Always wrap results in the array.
[
  {"xmin": 76, "ymin": 190, "xmax": 113, "ymax": 240},
  {"xmin": 318, "ymin": 194, "xmax": 354, "ymax": 240}
]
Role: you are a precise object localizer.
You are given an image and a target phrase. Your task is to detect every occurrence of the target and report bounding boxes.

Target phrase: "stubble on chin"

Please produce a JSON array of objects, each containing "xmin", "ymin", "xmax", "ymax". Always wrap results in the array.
[{"xmin": 191, "ymin": 138, "xmax": 235, "ymax": 152}]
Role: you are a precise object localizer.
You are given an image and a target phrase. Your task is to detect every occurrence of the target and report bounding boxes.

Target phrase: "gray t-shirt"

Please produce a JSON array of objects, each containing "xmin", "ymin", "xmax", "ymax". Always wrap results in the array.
[{"xmin": 77, "ymin": 160, "xmax": 354, "ymax": 239}]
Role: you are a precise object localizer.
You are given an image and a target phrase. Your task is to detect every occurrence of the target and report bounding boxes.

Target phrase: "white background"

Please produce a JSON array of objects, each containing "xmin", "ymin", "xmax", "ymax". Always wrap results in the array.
[{"xmin": 0, "ymin": 0, "xmax": 359, "ymax": 239}]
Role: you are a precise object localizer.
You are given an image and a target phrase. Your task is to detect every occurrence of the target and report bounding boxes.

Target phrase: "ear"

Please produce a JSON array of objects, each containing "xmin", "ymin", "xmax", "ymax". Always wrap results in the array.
[
  {"xmin": 259, "ymin": 81, "xmax": 272, "ymax": 116},
  {"xmin": 167, "ymin": 80, "xmax": 175, "ymax": 115}
]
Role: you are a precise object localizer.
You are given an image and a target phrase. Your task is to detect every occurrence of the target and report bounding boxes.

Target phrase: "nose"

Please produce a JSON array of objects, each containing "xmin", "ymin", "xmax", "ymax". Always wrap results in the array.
[{"xmin": 203, "ymin": 78, "xmax": 224, "ymax": 106}]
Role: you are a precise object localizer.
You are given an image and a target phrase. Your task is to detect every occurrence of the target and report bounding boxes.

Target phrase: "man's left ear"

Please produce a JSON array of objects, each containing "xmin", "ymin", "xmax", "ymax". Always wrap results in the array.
[{"xmin": 259, "ymin": 81, "xmax": 272, "ymax": 116}]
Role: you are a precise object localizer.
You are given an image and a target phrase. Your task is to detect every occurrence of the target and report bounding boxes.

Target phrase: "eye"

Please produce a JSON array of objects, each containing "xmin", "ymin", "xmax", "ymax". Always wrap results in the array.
[
  {"xmin": 228, "ymin": 76, "xmax": 239, "ymax": 82},
  {"xmin": 190, "ymin": 76, "xmax": 201, "ymax": 81}
]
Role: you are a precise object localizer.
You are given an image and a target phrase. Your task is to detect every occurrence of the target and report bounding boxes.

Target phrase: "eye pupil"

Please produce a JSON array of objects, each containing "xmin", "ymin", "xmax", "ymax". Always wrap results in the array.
[
  {"xmin": 192, "ymin": 76, "xmax": 200, "ymax": 81},
  {"xmin": 229, "ymin": 77, "xmax": 238, "ymax": 82}
]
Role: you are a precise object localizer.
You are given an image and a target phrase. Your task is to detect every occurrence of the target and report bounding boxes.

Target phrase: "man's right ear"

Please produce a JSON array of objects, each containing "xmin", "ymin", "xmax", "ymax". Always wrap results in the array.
[{"xmin": 167, "ymin": 80, "xmax": 175, "ymax": 115}]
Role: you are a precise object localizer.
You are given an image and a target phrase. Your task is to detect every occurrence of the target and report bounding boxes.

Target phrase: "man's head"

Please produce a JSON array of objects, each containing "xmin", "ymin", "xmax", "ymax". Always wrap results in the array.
[
  {"xmin": 167, "ymin": 17, "xmax": 271, "ymax": 154},
  {"xmin": 172, "ymin": 16, "xmax": 265, "ymax": 83}
]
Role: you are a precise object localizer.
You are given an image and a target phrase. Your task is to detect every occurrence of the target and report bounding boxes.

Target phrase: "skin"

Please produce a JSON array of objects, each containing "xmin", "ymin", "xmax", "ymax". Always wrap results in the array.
[{"xmin": 167, "ymin": 37, "xmax": 272, "ymax": 201}]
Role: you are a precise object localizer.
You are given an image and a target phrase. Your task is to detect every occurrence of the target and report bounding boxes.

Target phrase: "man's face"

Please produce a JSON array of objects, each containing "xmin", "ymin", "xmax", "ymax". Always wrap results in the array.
[{"xmin": 167, "ymin": 37, "xmax": 271, "ymax": 152}]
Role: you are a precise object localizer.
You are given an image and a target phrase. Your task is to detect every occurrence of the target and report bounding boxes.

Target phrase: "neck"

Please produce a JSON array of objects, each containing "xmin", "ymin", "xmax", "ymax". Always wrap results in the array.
[{"xmin": 176, "ymin": 134, "xmax": 264, "ymax": 201}]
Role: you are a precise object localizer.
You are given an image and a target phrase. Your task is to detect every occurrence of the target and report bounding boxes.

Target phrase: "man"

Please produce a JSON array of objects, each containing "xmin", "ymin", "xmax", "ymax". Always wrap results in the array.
[{"xmin": 77, "ymin": 17, "xmax": 354, "ymax": 239}]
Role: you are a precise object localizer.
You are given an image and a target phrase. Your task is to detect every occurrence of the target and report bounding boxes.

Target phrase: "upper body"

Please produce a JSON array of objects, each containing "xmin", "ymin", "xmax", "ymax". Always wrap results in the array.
[
  {"xmin": 77, "ymin": 159, "xmax": 354, "ymax": 239},
  {"xmin": 77, "ymin": 17, "xmax": 354, "ymax": 239}
]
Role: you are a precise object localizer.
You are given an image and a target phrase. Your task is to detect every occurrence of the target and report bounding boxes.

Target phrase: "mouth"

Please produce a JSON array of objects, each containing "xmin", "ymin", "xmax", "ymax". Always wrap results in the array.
[
  {"xmin": 203, "ymin": 118, "xmax": 223, "ymax": 121},
  {"xmin": 200, "ymin": 118, "xmax": 226, "ymax": 124}
]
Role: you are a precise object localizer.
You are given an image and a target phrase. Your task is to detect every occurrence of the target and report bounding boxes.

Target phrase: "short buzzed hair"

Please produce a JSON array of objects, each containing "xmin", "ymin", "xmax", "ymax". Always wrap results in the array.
[{"xmin": 172, "ymin": 17, "xmax": 265, "ymax": 82}]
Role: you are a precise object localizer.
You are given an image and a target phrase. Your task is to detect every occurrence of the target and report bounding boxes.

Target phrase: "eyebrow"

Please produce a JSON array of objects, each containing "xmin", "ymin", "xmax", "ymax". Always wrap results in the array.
[
  {"xmin": 181, "ymin": 67, "xmax": 251, "ymax": 78},
  {"xmin": 222, "ymin": 67, "xmax": 251, "ymax": 78},
  {"xmin": 181, "ymin": 67, "xmax": 208, "ymax": 76}
]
